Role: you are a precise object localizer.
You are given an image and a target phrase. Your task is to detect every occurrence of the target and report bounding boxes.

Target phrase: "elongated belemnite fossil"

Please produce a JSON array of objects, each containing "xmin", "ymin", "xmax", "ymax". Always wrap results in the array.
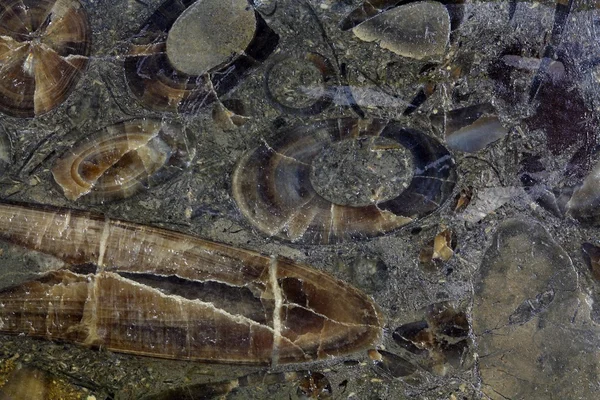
[{"xmin": 0, "ymin": 202, "xmax": 383, "ymax": 365}]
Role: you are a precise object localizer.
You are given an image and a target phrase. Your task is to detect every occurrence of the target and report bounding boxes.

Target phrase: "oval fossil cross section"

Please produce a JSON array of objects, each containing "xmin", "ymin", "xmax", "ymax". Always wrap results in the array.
[
  {"xmin": 51, "ymin": 119, "xmax": 195, "ymax": 203},
  {"xmin": 0, "ymin": 202, "xmax": 383, "ymax": 364},
  {"xmin": 232, "ymin": 118, "xmax": 457, "ymax": 244},
  {"xmin": 124, "ymin": 0, "xmax": 278, "ymax": 112},
  {"xmin": 0, "ymin": 0, "xmax": 91, "ymax": 117}
]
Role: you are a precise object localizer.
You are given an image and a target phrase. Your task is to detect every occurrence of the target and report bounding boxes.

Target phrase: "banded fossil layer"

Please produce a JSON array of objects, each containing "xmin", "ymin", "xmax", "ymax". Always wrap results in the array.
[
  {"xmin": 52, "ymin": 119, "xmax": 195, "ymax": 203},
  {"xmin": 0, "ymin": 202, "xmax": 383, "ymax": 364},
  {"xmin": 124, "ymin": 0, "xmax": 278, "ymax": 113},
  {"xmin": 0, "ymin": 0, "xmax": 91, "ymax": 117},
  {"xmin": 232, "ymin": 118, "xmax": 457, "ymax": 244}
]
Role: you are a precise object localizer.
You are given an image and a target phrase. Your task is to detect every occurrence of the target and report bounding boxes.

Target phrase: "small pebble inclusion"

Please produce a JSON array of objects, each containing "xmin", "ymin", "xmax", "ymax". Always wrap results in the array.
[{"xmin": 3, "ymin": 0, "xmax": 600, "ymax": 398}]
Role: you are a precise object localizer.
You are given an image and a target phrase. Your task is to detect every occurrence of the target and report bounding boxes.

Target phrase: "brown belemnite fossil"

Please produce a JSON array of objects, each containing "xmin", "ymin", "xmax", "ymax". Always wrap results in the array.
[
  {"xmin": 0, "ymin": 202, "xmax": 383, "ymax": 364},
  {"xmin": 232, "ymin": 118, "xmax": 457, "ymax": 244},
  {"xmin": 0, "ymin": 0, "xmax": 91, "ymax": 117},
  {"xmin": 52, "ymin": 119, "xmax": 195, "ymax": 203},
  {"xmin": 124, "ymin": 0, "xmax": 279, "ymax": 113}
]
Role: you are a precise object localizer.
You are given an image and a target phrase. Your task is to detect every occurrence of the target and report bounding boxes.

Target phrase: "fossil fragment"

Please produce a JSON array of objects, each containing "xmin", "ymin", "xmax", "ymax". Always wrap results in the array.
[
  {"xmin": 440, "ymin": 103, "xmax": 508, "ymax": 153},
  {"xmin": 392, "ymin": 302, "xmax": 470, "ymax": 375},
  {"xmin": 212, "ymin": 99, "xmax": 250, "ymax": 130},
  {"xmin": 0, "ymin": 365, "xmax": 85, "ymax": 399},
  {"xmin": 264, "ymin": 53, "xmax": 336, "ymax": 116},
  {"xmin": 124, "ymin": 0, "xmax": 278, "ymax": 113},
  {"xmin": 0, "ymin": 202, "xmax": 383, "ymax": 365},
  {"xmin": 296, "ymin": 371, "xmax": 332, "ymax": 399},
  {"xmin": 565, "ymin": 161, "xmax": 600, "ymax": 224},
  {"xmin": 350, "ymin": 2, "xmax": 450, "ymax": 60},
  {"xmin": 582, "ymin": 242, "xmax": 600, "ymax": 282},
  {"xmin": 459, "ymin": 186, "xmax": 524, "ymax": 224},
  {"xmin": 368, "ymin": 349, "xmax": 417, "ymax": 378},
  {"xmin": 453, "ymin": 186, "xmax": 472, "ymax": 212},
  {"xmin": 0, "ymin": 0, "xmax": 91, "ymax": 117},
  {"xmin": 501, "ymin": 55, "xmax": 565, "ymax": 82},
  {"xmin": 52, "ymin": 119, "xmax": 195, "ymax": 203},
  {"xmin": 419, "ymin": 228, "xmax": 456, "ymax": 272},
  {"xmin": 0, "ymin": 127, "xmax": 11, "ymax": 168},
  {"xmin": 232, "ymin": 118, "xmax": 457, "ymax": 244}
]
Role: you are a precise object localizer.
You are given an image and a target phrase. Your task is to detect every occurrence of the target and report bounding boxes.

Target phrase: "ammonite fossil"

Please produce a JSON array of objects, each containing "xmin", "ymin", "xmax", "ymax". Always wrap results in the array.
[
  {"xmin": 124, "ymin": 0, "xmax": 279, "ymax": 113},
  {"xmin": 232, "ymin": 118, "xmax": 457, "ymax": 245},
  {"xmin": 0, "ymin": 0, "xmax": 91, "ymax": 117},
  {"xmin": 51, "ymin": 119, "xmax": 195, "ymax": 203},
  {"xmin": 0, "ymin": 202, "xmax": 383, "ymax": 364},
  {"xmin": 264, "ymin": 52, "xmax": 336, "ymax": 116}
]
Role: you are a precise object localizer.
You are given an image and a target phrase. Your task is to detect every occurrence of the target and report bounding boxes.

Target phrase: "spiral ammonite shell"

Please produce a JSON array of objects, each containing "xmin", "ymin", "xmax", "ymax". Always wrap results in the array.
[
  {"xmin": 0, "ymin": 0, "xmax": 91, "ymax": 117},
  {"xmin": 232, "ymin": 118, "xmax": 457, "ymax": 245}
]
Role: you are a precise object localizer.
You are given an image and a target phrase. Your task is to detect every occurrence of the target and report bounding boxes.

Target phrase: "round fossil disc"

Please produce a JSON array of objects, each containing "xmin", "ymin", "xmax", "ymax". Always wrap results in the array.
[
  {"xmin": 0, "ymin": 0, "xmax": 91, "ymax": 117},
  {"xmin": 166, "ymin": 0, "xmax": 257, "ymax": 75},
  {"xmin": 352, "ymin": 1, "xmax": 450, "ymax": 60}
]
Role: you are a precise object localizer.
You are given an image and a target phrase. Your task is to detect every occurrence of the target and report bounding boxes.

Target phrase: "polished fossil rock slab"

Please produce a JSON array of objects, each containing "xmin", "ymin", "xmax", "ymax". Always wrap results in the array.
[
  {"xmin": 0, "ymin": 202, "xmax": 383, "ymax": 365},
  {"xmin": 124, "ymin": 0, "xmax": 278, "ymax": 113},
  {"xmin": 51, "ymin": 118, "xmax": 195, "ymax": 203},
  {"xmin": 232, "ymin": 118, "xmax": 457, "ymax": 244},
  {"xmin": 0, "ymin": 0, "xmax": 91, "ymax": 117}
]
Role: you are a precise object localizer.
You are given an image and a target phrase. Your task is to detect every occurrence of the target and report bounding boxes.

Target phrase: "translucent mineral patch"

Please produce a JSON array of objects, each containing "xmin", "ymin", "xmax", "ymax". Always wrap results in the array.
[
  {"xmin": 442, "ymin": 103, "xmax": 509, "ymax": 153},
  {"xmin": 459, "ymin": 187, "xmax": 524, "ymax": 224},
  {"xmin": 352, "ymin": 1, "xmax": 450, "ymax": 60}
]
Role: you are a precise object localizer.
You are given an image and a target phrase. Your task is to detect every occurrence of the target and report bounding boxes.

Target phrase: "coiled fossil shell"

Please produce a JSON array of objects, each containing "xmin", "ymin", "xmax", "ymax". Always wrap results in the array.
[
  {"xmin": 232, "ymin": 118, "xmax": 457, "ymax": 244},
  {"xmin": 0, "ymin": 0, "xmax": 91, "ymax": 117},
  {"xmin": 264, "ymin": 52, "xmax": 336, "ymax": 116},
  {"xmin": 0, "ymin": 202, "xmax": 383, "ymax": 365},
  {"xmin": 124, "ymin": 0, "xmax": 279, "ymax": 113},
  {"xmin": 51, "ymin": 119, "xmax": 195, "ymax": 203}
]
